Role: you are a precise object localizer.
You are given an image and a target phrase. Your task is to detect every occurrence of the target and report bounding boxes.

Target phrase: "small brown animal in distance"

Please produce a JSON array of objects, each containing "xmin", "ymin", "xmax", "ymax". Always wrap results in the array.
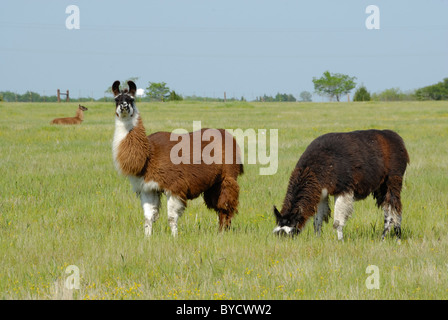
[{"xmin": 51, "ymin": 104, "xmax": 88, "ymax": 125}]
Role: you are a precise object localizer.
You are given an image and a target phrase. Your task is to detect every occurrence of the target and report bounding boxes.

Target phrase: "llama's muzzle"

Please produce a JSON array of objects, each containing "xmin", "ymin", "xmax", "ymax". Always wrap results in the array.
[
  {"xmin": 273, "ymin": 225, "xmax": 296, "ymax": 236},
  {"xmin": 117, "ymin": 103, "xmax": 132, "ymax": 117}
]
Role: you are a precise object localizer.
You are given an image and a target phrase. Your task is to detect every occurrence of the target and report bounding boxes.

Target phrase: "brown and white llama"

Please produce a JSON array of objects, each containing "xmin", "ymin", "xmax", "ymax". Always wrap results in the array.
[
  {"xmin": 112, "ymin": 81, "xmax": 243, "ymax": 237},
  {"xmin": 51, "ymin": 104, "xmax": 88, "ymax": 125},
  {"xmin": 273, "ymin": 129, "xmax": 409, "ymax": 241}
]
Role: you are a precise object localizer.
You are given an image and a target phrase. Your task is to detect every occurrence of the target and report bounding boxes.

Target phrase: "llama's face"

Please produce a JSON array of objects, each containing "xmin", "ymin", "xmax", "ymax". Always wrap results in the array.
[
  {"xmin": 112, "ymin": 80, "xmax": 137, "ymax": 120},
  {"xmin": 272, "ymin": 206, "xmax": 300, "ymax": 236},
  {"xmin": 114, "ymin": 93, "xmax": 136, "ymax": 119},
  {"xmin": 79, "ymin": 105, "xmax": 88, "ymax": 111}
]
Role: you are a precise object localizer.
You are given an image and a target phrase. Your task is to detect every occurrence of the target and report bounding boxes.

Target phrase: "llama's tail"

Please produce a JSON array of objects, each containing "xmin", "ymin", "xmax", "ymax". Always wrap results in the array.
[{"xmin": 218, "ymin": 176, "xmax": 240, "ymax": 214}]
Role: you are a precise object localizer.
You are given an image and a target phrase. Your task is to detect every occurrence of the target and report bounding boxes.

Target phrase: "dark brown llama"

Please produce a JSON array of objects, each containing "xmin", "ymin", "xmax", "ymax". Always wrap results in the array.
[
  {"xmin": 112, "ymin": 81, "xmax": 243, "ymax": 237},
  {"xmin": 273, "ymin": 129, "xmax": 409, "ymax": 241},
  {"xmin": 51, "ymin": 104, "xmax": 88, "ymax": 125}
]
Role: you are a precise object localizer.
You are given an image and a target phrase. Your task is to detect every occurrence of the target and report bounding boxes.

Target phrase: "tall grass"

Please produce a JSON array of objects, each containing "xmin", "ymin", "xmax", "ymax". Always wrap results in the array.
[{"xmin": 0, "ymin": 101, "xmax": 447, "ymax": 299}]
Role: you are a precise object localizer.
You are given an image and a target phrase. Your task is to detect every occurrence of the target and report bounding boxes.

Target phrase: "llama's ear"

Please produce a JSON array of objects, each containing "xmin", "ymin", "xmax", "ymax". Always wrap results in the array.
[
  {"xmin": 273, "ymin": 205, "xmax": 282, "ymax": 221},
  {"xmin": 127, "ymin": 81, "xmax": 137, "ymax": 97},
  {"xmin": 112, "ymin": 80, "xmax": 121, "ymax": 96}
]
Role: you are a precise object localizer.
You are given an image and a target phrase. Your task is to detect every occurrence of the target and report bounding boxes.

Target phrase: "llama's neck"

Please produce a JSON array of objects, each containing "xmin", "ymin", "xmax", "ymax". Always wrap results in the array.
[
  {"xmin": 281, "ymin": 167, "xmax": 322, "ymax": 229},
  {"xmin": 113, "ymin": 113, "xmax": 151, "ymax": 177},
  {"xmin": 76, "ymin": 108, "xmax": 84, "ymax": 121}
]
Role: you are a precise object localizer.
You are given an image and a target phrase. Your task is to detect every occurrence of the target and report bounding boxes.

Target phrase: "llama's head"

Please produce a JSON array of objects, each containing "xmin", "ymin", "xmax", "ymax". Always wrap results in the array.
[
  {"xmin": 79, "ymin": 104, "xmax": 88, "ymax": 111},
  {"xmin": 272, "ymin": 205, "xmax": 301, "ymax": 236},
  {"xmin": 112, "ymin": 80, "xmax": 137, "ymax": 119}
]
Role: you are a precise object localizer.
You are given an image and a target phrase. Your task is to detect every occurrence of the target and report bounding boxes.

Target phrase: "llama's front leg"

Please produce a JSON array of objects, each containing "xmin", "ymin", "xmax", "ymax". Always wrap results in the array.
[
  {"xmin": 333, "ymin": 192, "xmax": 354, "ymax": 241},
  {"xmin": 218, "ymin": 211, "xmax": 233, "ymax": 231},
  {"xmin": 314, "ymin": 195, "xmax": 330, "ymax": 236},
  {"xmin": 167, "ymin": 195, "xmax": 185, "ymax": 237},
  {"xmin": 140, "ymin": 191, "xmax": 161, "ymax": 237}
]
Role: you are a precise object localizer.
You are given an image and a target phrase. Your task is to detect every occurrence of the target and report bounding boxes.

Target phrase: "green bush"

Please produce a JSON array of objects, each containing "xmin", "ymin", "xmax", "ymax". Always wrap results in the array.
[
  {"xmin": 353, "ymin": 85, "xmax": 371, "ymax": 101},
  {"xmin": 415, "ymin": 78, "xmax": 448, "ymax": 100}
]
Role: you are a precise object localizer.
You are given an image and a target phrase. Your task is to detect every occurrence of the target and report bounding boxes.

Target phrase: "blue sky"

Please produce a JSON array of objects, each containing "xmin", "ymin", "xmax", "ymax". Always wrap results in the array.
[{"xmin": 1, "ymin": 0, "xmax": 447, "ymax": 100}]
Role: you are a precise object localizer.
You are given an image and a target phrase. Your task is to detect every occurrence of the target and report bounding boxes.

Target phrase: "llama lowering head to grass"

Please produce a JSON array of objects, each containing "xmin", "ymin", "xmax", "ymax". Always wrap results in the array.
[
  {"xmin": 273, "ymin": 129, "xmax": 409, "ymax": 242},
  {"xmin": 51, "ymin": 104, "xmax": 88, "ymax": 125},
  {"xmin": 112, "ymin": 80, "xmax": 244, "ymax": 237}
]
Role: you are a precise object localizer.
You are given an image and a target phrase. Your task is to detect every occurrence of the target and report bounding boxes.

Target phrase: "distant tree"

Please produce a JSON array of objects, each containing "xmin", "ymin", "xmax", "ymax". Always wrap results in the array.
[
  {"xmin": 184, "ymin": 95, "xmax": 225, "ymax": 102},
  {"xmin": 312, "ymin": 71, "xmax": 357, "ymax": 102},
  {"xmin": 260, "ymin": 94, "xmax": 275, "ymax": 102},
  {"xmin": 168, "ymin": 90, "xmax": 183, "ymax": 101},
  {"xmin": 256, "ymin": 93, "xmax": 296, "ymax": 102},
  {"xmin": 0, "ymin": 91, "xmax": 16, "ymax": 102},
  {"xmin": 275, "ymin": 93, "xmax": 283, "ymax": 102},
  {"xmin": 299, "ymin": 91, "xmax": 312, "ymax": 102},
  {"xmin": 415, "ymin": 78, "xmax": 448, "ymax": 100},
  {"xmin": 353, "ymin": 85, "xmax": 371, "ymax": 101},
  {"xmin": 380, "ymin": 88, "xmax": 401, "ymax": 101},
  {"xmin": 275, "ymin": 93, "xmax": 295, "ymax": 102},
  {"xmin": 23, "ymin": 91, "xmax": 41, "ymax": 102},
  {"xmin": 146, "ymin": 82, "xmax": 170, "ymax": 102},
  {"xmin": 371, "ymin": 87, "xmax": 409, "ymax": 101}
]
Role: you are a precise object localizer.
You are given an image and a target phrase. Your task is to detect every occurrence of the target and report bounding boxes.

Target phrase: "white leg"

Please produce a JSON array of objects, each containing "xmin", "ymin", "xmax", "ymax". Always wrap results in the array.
[
  {"xmin": 167, "ymin": 194, "xmax": 185, "ymax": 237},
  {"xmin": 314, "ymin": 195, "xmax": 330, "ymax": 236},
  {"xmin": 381, "ymin": 205, "xmax": 402, "ymax": 241},
  {"xmin": 333, "ymin": 192, "xmax": 354, "ymax": 241},
  {"xmin": 141, "ymin": 191, "xmax": 161, "ymax": 237}
]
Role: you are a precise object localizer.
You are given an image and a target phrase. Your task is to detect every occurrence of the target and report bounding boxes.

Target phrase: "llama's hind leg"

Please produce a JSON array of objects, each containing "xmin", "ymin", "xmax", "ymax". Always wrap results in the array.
[
  {"xmin": 204, "ymin": 177, "xmax": 240, "ymax": 231},
  {"xmin": 204, "ymin": 184, "xmax": 231, "ymax": 231},
  {"xmin": 381, "ymin": 205, "xmax": 402, "ymax": 241},
  {"xmin": 167, "ymin": 194, "xmax": 186, "ymax": 237},
  {"xmin": 381, "ymin": 175, "xmax": 403, "ymax": 242},
  {"xmin": 141, "ymin": 191, "xmax": 161, "ymax": 237},
  {"xmin": 333, "ymin": 192, "xmax": 354, "ymax": 241},
  {"xmin": 217, "ymin": 177, "xmax": 240, "ymax": 231}
]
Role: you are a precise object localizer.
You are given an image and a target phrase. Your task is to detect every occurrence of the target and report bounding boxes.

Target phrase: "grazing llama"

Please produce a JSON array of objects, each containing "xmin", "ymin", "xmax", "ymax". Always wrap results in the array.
[
  {"xmin": 273, "ymin": 129, "xmax": 409, "ymax": 241},
  {"xmin": 51, "ymin": 104, "xmax": 88, "ymax": 125},
  {"xmin": 112, "ymin": 81, "xmax": 243, "ymax": 237}
]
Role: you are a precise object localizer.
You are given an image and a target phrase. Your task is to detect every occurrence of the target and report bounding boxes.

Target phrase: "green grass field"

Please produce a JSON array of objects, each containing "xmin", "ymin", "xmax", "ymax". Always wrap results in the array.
[{"xmin": 0, "ymin": 100, "xmax": 447, "ymax": 300}]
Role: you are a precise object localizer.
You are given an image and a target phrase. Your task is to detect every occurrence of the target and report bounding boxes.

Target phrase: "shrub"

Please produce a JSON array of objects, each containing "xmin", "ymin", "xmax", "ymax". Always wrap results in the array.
[{"xmin": 353, "ymin": 85, "xmax": 371, "ymax": 101}]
